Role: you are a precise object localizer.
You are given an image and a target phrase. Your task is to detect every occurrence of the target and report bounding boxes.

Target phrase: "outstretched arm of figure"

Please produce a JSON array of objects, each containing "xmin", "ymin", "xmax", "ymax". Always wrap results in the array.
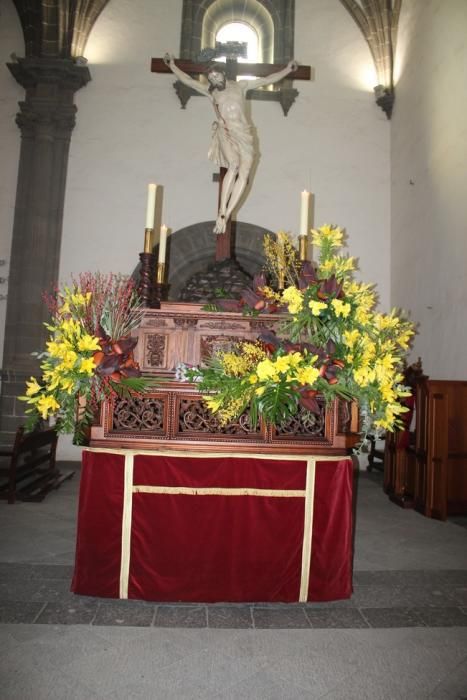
[
  {"xmin": 242, "ymin": 60, "xmax": 299, "ymax": 91},
  {"xmin": 163, "ymin": 53, "xmax": 210, "ymax": 97}
]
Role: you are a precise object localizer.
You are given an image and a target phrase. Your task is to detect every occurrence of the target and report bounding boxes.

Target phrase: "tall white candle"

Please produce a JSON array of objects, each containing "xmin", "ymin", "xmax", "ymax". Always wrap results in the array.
[
  {"xmin": 145, "ymin": 183, "xmax": 157, "ymax": 229},
  {"xmin": 158, "ymin": 225, "xmax": 168, "ymax": 264},
  {"xmin": 300, "ymin": 190, "xmax": 311, "ymax": 237}
]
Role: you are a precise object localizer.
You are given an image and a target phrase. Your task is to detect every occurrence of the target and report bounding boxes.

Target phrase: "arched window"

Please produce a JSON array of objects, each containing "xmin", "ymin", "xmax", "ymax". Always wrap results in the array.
[
  {"xmin": 180, "ymin": 0, "xmax": 294, "ymax": 67},
  {"xmin": 178, "ymin": 1, "xmax": 297, "ymax": 115},
  {"xmin": 216, "ymin": 21, "xmax": 259, "ymax": 64}
]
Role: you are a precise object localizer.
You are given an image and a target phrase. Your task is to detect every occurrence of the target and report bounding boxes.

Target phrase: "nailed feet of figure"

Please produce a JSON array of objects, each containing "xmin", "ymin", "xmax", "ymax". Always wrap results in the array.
[{"xmin": 214, "ymin": 213, "xmax": 226, "ymax": 235}]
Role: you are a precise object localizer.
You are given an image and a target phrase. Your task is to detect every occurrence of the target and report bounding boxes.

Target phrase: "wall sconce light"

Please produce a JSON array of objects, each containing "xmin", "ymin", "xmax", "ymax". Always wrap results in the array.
[{"xmin": 374, "ymin": 84, "xmax": 394, "ymax": 119}]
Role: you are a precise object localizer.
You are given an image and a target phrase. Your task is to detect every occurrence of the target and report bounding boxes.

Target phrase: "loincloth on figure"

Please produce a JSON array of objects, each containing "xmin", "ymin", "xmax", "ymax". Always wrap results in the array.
[{"xmin": 208, "ymin": 121, "xmax": 254, "ymax": 169}]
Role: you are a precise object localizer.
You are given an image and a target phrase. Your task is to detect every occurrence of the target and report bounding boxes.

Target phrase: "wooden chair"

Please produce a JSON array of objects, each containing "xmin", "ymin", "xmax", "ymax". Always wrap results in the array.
[
  {"xmin": 367, "ymin": 434, "xmax": 385, "ymax": 472},
  {"xmin": 383, "ymin": 358, "xmax": 425, "ymax": 509},
  {"xmin": 0, "ymin": 426, "xmax": 74, "ymax": 504}
]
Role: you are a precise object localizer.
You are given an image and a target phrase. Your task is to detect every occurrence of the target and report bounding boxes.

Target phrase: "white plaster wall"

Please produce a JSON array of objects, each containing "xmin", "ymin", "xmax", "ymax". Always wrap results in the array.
[
  {"xmin": 0, "ymin": 0, "xmax": 23, "ymax": 367},
  {"xmin": 391, "ymin": 0, "xmax": 467, "ymax": 379},
  {"xmin": 62, "ymin": 0, "xmax": 390, "ymax": 300},
  {"xmin": 57, "ymin": 0, "xmax": 391, "ymax": 460},
  {"xmin": 57, "ymin": 0, "xmax": 390, "ymax": 459}
]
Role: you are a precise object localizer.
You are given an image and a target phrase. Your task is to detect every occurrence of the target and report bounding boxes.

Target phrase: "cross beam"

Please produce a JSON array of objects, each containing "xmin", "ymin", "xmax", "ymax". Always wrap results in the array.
[
  {"xmin": 152, "ymin": 56, "xmax": 313, "ymax": 262},
  {"xmin": 151, "ymin": 58, "xmax": 312, "ymax": 81}
]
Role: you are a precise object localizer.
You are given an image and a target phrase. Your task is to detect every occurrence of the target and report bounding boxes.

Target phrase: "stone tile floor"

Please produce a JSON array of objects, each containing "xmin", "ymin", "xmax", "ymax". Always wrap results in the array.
[
  {"xmin": 1, "ymin": 464, "xmax": 467, "ymax": 698},
  {"xmin": 1, "ymin": 562, "xmax": 467, "ymax": 629}
]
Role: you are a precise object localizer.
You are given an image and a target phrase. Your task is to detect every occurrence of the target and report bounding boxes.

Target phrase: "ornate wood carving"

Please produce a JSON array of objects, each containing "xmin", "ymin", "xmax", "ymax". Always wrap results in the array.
[
  {"xmin": 200, "ymin": 335, "xmax": 243, "ymax": 364},
  {"xmin": 174, "ymin": 318, "xmax": 198, "ymax": 328},
  {"xmin": 143, "ymin": 319, "xmax": 169, "ymax": 328},
  {"xmin": 113, "ymin": 397, "xmax": 165, "ymax": 432},
  {"xmin": 145, "ymin": 334, "xmax": 167, "ymax": 367},
  {"xmin": 275, "ymin": 402, "xmax": 326, "ymax": 437},
  {"xmin": 199, "ymin": 320, "xmax": 246, "ymax": 330},
  {"xmin": 178, "ymin": 398, "xmax": 259, "ymax": 436},
  {"xmin": 249, "ymin": 320, "xmax": 272, "ymax": 330},
  {"xmin": 90, "ymin": 304, "xmax": 360, "ymax": 454},
  {"xmin": 138, "ymin": 252, "xmax": 157, "ymax": 308},
  {"xmin": 337, "ymin": 400, "xmax": 352, "ymax": 433}
]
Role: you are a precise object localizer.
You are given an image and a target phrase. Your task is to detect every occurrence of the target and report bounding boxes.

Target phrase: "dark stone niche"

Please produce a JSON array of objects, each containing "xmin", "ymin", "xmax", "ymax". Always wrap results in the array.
[
  {"xmin": 179, "ymin": 258, "xmax": 252, "ymax": 303},
  {"xmin": 163, "ymin": 220, "xmax": 272, "ymax": 302}
]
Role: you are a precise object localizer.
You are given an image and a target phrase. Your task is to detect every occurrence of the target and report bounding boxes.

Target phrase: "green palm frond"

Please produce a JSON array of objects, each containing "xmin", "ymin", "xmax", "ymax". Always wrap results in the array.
[
  {"xmin": 257, "ymin": 382, "xmax": 299, "ymax": 424},
  {"xmin": 110, "ymin": 377, "xmax": 155, "ymax": 398}
]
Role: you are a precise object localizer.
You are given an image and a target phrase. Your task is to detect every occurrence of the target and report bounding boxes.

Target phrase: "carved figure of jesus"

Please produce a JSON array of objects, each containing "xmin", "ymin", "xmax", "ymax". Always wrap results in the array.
[{"xmin": 163, "ymin": 53, "xmax": 298, "ymax": 234}]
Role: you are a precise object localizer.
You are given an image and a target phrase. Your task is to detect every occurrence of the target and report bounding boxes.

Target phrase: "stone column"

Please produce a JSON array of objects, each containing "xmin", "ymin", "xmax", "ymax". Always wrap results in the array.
[{"xmin": 0, "ymin": 57, "xmax": 90, "ymax": 446}]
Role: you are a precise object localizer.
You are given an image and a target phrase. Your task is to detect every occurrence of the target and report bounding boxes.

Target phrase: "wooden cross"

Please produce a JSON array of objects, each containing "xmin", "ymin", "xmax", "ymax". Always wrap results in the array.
[{"xmin": 151, "ymin": 55, "xmax": 313, "ymax": 262}]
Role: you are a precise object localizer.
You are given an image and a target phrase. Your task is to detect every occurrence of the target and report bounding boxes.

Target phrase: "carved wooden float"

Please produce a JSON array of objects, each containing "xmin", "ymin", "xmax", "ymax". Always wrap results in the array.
[{"xmin": 90, "ymin": 302, "xmax": 359, "ymax": 455}]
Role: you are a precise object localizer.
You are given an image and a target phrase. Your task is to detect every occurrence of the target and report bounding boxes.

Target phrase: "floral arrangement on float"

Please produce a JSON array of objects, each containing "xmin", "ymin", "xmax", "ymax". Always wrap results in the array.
[
  {"xmin": 19, "ymin": 273, "xmax": 151, "ymax": 444},
  {"xmin": 187, "ymin": 225, "xmax": 415, "ymax": 444}
]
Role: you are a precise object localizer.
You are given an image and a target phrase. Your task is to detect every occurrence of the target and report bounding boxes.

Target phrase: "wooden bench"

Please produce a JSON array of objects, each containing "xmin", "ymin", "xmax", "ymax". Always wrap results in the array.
[
  {"xmin": 0, "ymin": 426, "xmax": 74, "ymax": 504},
  {"xmin": 367, "ymin": 434, "xmax": 384, "ymax": 472}
]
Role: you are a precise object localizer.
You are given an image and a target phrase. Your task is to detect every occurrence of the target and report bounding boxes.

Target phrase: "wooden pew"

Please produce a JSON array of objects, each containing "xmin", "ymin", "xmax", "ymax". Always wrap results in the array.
[
  {"xmin": 383, "ymin": 359, "xmax": 425, "ymax": 508},
  {"xmin": 383, "ymin": 363, "xmax": 467, "ymax": 520},
  {"xmin": 414, "ymin": 379, "xmax": 467, "ymax": 520},
  {"xmin": 0, "ymin": 426, "xmax": 74, "ymax": 504}
]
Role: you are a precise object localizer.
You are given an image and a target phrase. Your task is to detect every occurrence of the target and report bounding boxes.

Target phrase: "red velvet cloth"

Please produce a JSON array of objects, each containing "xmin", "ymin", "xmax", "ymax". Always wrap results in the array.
[
  {"xmin": 72, "ymin": 451, "xmax": 353, "ymax": 602},
  {"xmin": 71, "ymin": 452, "xmax": 125, "ymax": 598},
  {"xmin": 308, "ymin": 457, "xmax": 353, "ymax": 601}
]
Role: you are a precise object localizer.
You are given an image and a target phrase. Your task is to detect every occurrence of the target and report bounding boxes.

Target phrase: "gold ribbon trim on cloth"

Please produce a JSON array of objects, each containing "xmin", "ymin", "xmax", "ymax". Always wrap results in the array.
[
  {"xmin": 84, "ymin": 448, "xmax": 346, "ymax": 602},
  {"xmin": 133, "ymin": 485, "xmax": 305, "ymax": 497}
]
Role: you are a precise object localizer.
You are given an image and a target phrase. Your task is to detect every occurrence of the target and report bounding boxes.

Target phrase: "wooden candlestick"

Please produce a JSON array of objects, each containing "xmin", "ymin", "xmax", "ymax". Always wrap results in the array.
[{"xmin": 138, "ymin": 252, "xmax": 158, "ymax": 308}]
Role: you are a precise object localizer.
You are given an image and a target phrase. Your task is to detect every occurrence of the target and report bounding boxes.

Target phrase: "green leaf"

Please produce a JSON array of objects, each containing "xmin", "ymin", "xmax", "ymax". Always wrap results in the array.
[
  {"xmin": 110, "ymin": 376, "xmax": 155, "ymax": 398},
  {"xmin": 258, "ymin": 382, "xmax": 299, "ymax": 424},
  {"xmin": 201, "ymin": 303, "xmax": 222, "ymax": 312}
]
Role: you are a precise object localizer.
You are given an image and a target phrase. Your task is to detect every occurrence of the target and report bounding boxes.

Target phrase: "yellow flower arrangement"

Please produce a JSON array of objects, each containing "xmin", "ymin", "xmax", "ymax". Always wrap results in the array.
[
  {"xmin": 19, "ymin": 273, "xmax": 151, "ymax": 444},
  {"xmin": 188, "ymin": 225, "xmax": 415, "ymax": 441}
]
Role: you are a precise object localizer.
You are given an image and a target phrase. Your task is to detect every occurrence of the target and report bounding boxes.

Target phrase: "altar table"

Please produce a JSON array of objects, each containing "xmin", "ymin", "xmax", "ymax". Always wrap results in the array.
[{"xmin": 71, "ymin": 448, "xmax": 354, "ymax": 603}]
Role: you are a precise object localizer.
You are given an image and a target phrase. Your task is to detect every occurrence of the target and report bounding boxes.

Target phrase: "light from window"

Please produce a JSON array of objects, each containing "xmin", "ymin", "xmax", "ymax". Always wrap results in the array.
[{"xmin": 216, "ymin": 22, "xmax": 259, "ymax": 75}]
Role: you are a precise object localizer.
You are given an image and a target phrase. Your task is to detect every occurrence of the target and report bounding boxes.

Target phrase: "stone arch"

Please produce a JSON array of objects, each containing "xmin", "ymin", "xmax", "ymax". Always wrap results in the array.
[
  {"xmin": 202, "ymin": 1, "xmax": 275, "ymax": 64},
  {"xmin": 12, "ymin": 0, "xmax": 110, "ymax": 58},
  {"xmin": 180, "ymin": 0, "xmax": 294, "ymax": 64},
  {"xmin": 162, "ymin": 220, "xmax": 273, "ymax": 300}
]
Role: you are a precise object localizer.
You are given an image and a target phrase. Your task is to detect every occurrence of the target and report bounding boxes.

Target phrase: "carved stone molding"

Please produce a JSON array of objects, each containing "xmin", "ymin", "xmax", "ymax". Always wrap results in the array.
[
  {"xmin": 7, "ymin": 56, "xmax": 91, "ymax": 92},
  {"xmin": 7, "ymin": 58, "xmax": 90, "ymax": 140},
  {"xmin": 15, "ymin": 101, "xmax": 77, "ymax": 138},
  {"xmin": 338, "ymin": 0, "xmax": 401, "ymax": 118}
]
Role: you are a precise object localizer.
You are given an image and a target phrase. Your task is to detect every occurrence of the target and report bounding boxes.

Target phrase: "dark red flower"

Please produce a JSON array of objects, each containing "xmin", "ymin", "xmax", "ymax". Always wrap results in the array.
[
  {"xmin": 298, "ymin": 261, "xmax": 318, "ymax": 290},
  {"xmin": 298, "ymin": 387, "xmax": 320, "ymax": 414},
  {"xmin": 317, "ymin": 276, "xmax": 343, "ymax": 300}
]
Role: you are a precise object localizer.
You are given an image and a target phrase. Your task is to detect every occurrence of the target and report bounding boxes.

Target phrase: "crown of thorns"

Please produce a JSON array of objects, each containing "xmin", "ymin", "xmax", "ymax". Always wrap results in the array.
[{"xmin": 204, "ymin": 63, "xmax": 227, "ymax": 76}]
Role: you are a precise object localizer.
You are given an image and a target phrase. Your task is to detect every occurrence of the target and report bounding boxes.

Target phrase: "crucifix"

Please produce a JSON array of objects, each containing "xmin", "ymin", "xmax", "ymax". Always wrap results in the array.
[{"xmin": 151, "ymin": 48, "xmax": 312, "ymax": 262}]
